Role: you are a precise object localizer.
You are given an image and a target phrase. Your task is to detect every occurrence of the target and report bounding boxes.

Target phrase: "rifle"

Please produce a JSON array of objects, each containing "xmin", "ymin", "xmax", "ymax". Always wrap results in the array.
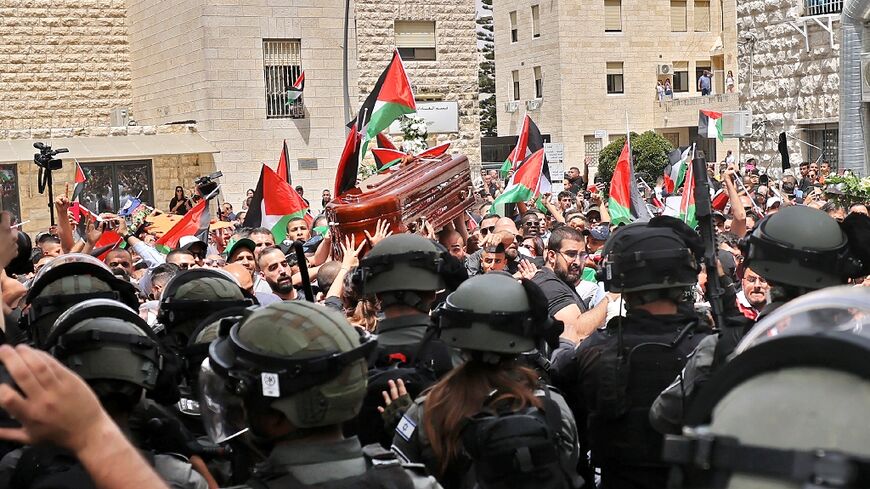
[{"xmin": 691, "ymin": 154, "xmax": 726, "ymax": 329}]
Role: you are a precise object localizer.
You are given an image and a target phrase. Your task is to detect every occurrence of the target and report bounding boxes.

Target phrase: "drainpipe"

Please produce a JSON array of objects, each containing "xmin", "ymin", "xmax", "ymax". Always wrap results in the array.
[{"xmin": 839, "ymin": 0, "xmax": 870, "ymax": 174}]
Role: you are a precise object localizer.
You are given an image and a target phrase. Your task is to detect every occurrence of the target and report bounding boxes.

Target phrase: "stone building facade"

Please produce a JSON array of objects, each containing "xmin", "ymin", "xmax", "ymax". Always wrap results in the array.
[
  {"xmin": 736, "ymin": 0, "xmax": 841, "ymax": 168},
  {"xmin": 1, "ymin": 0, "xmax": 480, "ymax": 232},
  {"xmin": 494, "ymin": 0, "xmax": 740, "ymax": 174}
]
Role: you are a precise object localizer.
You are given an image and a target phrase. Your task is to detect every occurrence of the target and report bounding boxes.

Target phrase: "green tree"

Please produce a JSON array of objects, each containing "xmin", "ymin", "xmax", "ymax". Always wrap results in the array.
[
  {"xmin": 477, "ymin": 0, "xmax": 496, "ymax": 137},
  {"xmin": 596, "ymin": 131, "xmax": 673, "ymax": 195}
]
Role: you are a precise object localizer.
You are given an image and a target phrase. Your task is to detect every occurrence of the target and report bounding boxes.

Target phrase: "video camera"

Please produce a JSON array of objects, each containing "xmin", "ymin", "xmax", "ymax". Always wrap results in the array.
[
  {"xmin": 194, "ymin": 171, "xmax": 223, "ymax": 198},
  {"xmin": 33, "ymin": 142, "xmax": 68, "ymax": 171}
]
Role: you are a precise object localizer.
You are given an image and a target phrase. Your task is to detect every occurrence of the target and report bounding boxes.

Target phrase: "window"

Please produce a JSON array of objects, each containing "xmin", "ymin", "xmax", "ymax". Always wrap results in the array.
[
  {"xmin": 395, "ymin": 21, "xmax": 436, "ymax": 61},
  {"xmin": 694, "ymin": 0, "xmax": 710, "ymax": 31},
  {"xmin": 606, "ymin": 62, "xmax": 624, "ymax": 94},
  {"xmin": 263, "ymin": 39, "xmax": 304, "ymax": 119},
  {"xmin": 510, "ymin": 11, "xmax": 518, "ymax": 42},
  {"xmin": 531, "ymin": 5, "xmax": 541, "ymax": 38},
  {"xmin": 78, "ymin": 160, "xmax": 154, "ymax": 214},
  {"xmin": 605, "ymin": 0, "xmax": 622, "ymax": 32},
  {"xmin": 534, "ymin": 66, "xmax": 543, "ymax": 98},
  {"xmin": 0, "ymin": 165, "xmax": 20, "ymax": 221},
  {"xmin": 663, "ymin": 132, "xmax": 680, "ymax": 147},
  {"xmin": 805, "ymin": 125, "xmax": 839, "ymax": 167},
  {"xmin": 804, "ymin": 0, "xmax": 842, "ymax": 16},
  {"xmin": 512, "ymin": 70, "xmax": 520, "ymax": 100},
  {"xmin": 673, "ymin": 61, "xmax": 689, "ymax": 92},
  {"xmin": 671, "ymin": 0, "xmax": 687, "ymax": 31}
]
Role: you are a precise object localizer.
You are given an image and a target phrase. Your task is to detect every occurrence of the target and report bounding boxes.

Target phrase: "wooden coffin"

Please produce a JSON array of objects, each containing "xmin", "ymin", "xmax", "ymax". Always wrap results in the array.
[{"xmin": 325, "ymin": 153, "xmax": 474, "ymax": 256}]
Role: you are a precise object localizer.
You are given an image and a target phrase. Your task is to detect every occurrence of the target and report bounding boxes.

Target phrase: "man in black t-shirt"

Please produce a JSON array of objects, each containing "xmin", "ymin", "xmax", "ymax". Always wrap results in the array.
[{"xmin": 531, "ymin": 226, "xmax": 614, "ymax": 347}]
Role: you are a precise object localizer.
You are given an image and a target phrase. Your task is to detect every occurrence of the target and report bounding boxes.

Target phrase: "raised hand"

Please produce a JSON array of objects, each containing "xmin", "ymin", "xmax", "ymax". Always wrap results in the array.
[
  {"xmin": 514, "ymin": 259, "xmax": 539, "ymax": 281},
  {"xmin": 364, "ymin": 219, "xmax": 394, "ymax": 248},
  {"xmin": 340, "ymin": 235, "xmax": 365, "ymax": 269}
]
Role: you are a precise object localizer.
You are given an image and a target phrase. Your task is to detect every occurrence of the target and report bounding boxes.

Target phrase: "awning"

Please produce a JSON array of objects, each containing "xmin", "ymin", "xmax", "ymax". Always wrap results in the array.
[{"xmin": 0, "ymin": 132, "xmax": 220, "ymax": 163}]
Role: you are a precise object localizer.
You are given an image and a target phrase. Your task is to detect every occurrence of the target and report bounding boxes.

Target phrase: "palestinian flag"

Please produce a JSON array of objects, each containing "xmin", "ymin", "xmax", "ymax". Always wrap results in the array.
[
  {"xmin": 699, "ymin": 110, "xmax": 724, "ymax": 142},
  {"xmin": 276, "ymin": 139, "xmax": 291, "ymax": 184},
  {"xmin": 372, "ymin": 148, "xmax": 406, "ymax": 172},
  {"xmin": 376, "ymin": 132, "xmax": 398, "ymax": 151},
  {"xmin": 499, "ymin": 115, "xmax": 545, "ymax": 179},
  {"xmin": 492, "ymin": 149, "xmax": 546, "ymax": 206},
  {"xmin": 354, "ymin": 50, "xmax": 416, "ymax": 161},
  {"xmin": 664, "ymin": 146, "xmax": 691, "ymax": 194},
  {"xmin": 418, "ymin": 142, "xmax": 450, "ymax": 159},
  {"xmin": 72, "ymin": 160, "xmax": 86, "ymax": 201},
  {"xmin": 243, "ymin": 165, "xmax": 309, "ymax": 243},
  {"xmin": 608, "ymin": 140, "xmax": 652, "ymax": 225},
  {"xmin": 334, "ymin": 126, "xmax": 362, "ymax": 196},
  {"xmin": 286, "ymin": 71, "xmax": 304, "ymax": 104},
  {"xmin": 678, "ymin": 153, "xmax": 697, "ymax": 229},
  {"xmin": 155, "ymin": 198, "xmax": 211, "ymax": 254}
]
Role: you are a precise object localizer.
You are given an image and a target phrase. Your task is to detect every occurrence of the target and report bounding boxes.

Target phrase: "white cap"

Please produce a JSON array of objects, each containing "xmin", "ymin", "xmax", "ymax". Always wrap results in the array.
[
  {"xmin": 766, "ymin": 196, "xmax": 782, "ymax": 208},
  {"xmin": 178, "ymin": 235, "xmax": 206, "ymax": 250}
]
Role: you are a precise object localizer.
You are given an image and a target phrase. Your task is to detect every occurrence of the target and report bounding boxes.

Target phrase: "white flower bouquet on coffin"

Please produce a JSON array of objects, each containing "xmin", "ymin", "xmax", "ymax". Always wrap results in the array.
[{"xmin": 399, "ymin": 114, "xmax": 429, "ymax": 154}]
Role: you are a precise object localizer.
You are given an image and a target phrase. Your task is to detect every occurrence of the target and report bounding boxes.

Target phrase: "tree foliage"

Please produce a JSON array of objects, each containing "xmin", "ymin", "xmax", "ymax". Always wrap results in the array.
[
  {"xmin": 596, "ymin": 131, "xmax": 674, "ymax": 192},
  {"xmin": 477, "ymin": 0, "xmax": 496, "ymax": 137}
]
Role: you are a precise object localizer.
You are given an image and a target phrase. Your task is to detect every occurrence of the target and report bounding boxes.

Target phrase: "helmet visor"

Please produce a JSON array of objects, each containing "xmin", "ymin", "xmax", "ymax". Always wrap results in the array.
[
  {"xmin": 198, "ymin": 359, "xmax": 249, "ymax": 444},
  {"xmin": 736, "ymin": 286, "xmax": 870, "ymax": 355}
]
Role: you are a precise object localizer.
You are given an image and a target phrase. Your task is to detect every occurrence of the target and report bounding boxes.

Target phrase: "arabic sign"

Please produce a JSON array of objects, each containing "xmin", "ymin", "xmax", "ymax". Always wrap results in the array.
[{"xmin": 390, "ymin": 101, "xmax": 459, "ymax": 134}]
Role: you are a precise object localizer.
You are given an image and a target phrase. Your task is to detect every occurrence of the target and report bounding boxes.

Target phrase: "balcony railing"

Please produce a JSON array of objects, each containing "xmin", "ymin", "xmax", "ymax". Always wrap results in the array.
[
  {"xmin": 657, "ymin": 93, "xmax": 738, "ymax": 112},
  {"xmin": 804, "ymin": 0, "xmax": 842, "ymax": 16}
]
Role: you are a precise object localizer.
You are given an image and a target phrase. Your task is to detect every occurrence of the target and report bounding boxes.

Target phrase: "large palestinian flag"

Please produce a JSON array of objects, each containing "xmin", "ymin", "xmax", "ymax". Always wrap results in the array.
[
  {"xmin": 155, "ymin": 199, "xmax": 211, "ymax": 254},
  {"xmin": 499, "ymin": 115, "xmax": 545, "ymax": 179},
  {"xmin": 243, "ymin": 165, "xmax": 309, "ymax": 243},
  {"xmin": 492, "ymin": 149, "xmax": 546, "ymax": 206},
  {"xmin": 679, "ymin": 152, "xmax": 697, "ymax": 228},
  {"xmin": 354, "ymin": 50, "xmax": 416, "ymax": 161},
  {"xmin": 608, "ymin": 140, "xmax": 652, "ymax": 225},
  {"xmin": 699, "ymin": 110, "xmax": 724, "ymax": 142},
  {"xmin": 334, "ymin": 126, "xmax": 362, "ymax": 196}
]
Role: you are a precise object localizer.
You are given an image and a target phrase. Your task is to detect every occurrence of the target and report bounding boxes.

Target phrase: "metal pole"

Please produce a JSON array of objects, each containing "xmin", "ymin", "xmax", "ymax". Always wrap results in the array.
[{"xmin": 342, "ymin": 0, "xmax": 352, "ymax": 131}]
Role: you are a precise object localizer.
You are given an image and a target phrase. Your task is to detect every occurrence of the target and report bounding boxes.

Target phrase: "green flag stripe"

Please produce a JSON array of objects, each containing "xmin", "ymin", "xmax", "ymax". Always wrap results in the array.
[
  {"xmin": 269, "ymin": 210, "xmax": 308, "ymax": 244},
  {"xmin": 492, "ymin": 184, "xmax": 533, "ymax": 207},
  {"xmin": 608, "ymin": 197, "xmax": 633, "ymax": 226},
  {"xmin": 367, "ymin": 102, "xmax": 415, "ymax": 138}
]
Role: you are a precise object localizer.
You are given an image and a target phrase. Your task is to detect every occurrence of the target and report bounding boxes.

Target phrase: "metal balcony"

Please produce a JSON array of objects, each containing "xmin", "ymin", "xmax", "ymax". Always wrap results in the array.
[{"xmin": 804, "ymin": 0, "xmax": 842, "ymax": 16}]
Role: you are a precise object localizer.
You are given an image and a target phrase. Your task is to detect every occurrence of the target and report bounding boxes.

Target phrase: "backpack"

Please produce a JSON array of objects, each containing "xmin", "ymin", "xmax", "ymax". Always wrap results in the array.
[
  {"xmin": 460, "ymin": 388, "xmax": 572, "ymax": 489},
  {"xmin": 10, "ymin": 446, "xmax": 157, "ymax": 489}
]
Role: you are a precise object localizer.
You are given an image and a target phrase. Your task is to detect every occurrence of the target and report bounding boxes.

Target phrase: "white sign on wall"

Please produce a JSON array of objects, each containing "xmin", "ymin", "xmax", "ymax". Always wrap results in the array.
[
  {"xmin": 389, "ymin": 101, "xmax": 459, "ymax": 134},
  {"xmin": 594, "ymin": 129, "xmax": 608, "ymax": 139},
  {"xmin": 548, "ymin": 162, "xmax": 565, "ymax": 182}
]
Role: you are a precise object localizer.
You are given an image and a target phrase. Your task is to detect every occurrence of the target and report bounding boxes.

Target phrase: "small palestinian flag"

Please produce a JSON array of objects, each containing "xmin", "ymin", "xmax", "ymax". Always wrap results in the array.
[
  {"xmin": 334, "ymin": 125, "xmax": 362, "ymax": 196},
  {"xmin": 664, "ymin": 146, "xmax": 691, "ymax": 194},
  {"xmin": 699, "ymin": 110, "xmax": 724, "ymax": 142},
  {"xmin": 243, "ymin": 165, "xmax": 309, "ymax": 243},
  {"xmin": 678, "ymin": 153, "xmax": 697, "ymax": 229},
  {"xmin": 372, "ymin": 148, "xmax": 406, "ymax": 172},
  {"xmin": 608, "ymin": 140, "xmax": 652, "ymax": 225},
  {"xmin": 376, "ymin": 132, "xmax": 398, "ymax": 151},
  {"xmin": 354, "ymin": 50, "xmax": 416, "ymax": 162},
  {"xmin": 155, "ymin": 199, "xmax": 211, "ymax": 254},
  {"xmin": 72, "ymin": 160, "xmax": 87, "ymax": 201},
  {"xmin": 418, "ymin": 142, "xmax": 450, "ymax": 159},
  {"xmin": 492, "ymin": 149, "xmax": 546, "ymax": 207},
  {"xmin": 286, "ymin": 71, "xmax": 304, "ymax": 104},
  {"xmin": 276, "ymin": 139, "xmax": 291, "ymax": 184}
]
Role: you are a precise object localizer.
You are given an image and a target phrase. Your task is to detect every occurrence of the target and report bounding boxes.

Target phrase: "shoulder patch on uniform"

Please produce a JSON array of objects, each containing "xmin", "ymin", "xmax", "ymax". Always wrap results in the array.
[{"xmin": 396, "ymin": 414, "xmax": 417, "ymax": 442}]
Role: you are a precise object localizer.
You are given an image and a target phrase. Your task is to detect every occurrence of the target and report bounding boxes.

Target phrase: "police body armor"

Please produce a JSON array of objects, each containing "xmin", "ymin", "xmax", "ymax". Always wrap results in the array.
[
  {"xmin": 587, "ymin": 313, "xmax": 707, "ymax": 472},
  {"xmin": 245, "ymin": 449, "xmax": 418, "ymax": 489}
]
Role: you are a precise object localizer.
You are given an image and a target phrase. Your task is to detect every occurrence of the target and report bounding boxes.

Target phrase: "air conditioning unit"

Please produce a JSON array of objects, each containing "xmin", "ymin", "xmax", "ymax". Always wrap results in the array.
[
  {"xmin": 722, "ymin": 110, "xmax": 753, "ymax": 138},
  {"xmin": 657, "ymin": 64, "xmax": 674, "ymax": 76},
  {"xmin": 505, "ymin": 101, "xmax": 520, "ymax": 113},
  {"xmin": 862, "ymin": 53, "xmax": 870, "ymax": 103},
  {"xmin": 110, "ymin": 107, "xmax": 130, "ymax": 127},
  {"xmin": 526, "ymin": 99, "xmax": 543, "ymax": 111}
]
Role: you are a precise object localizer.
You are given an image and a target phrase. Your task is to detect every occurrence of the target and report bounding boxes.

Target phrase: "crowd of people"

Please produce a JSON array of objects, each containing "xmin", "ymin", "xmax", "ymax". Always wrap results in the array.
[{"xmin": 0, "ymin": 153, "xmax": 869, "ymax": 489}]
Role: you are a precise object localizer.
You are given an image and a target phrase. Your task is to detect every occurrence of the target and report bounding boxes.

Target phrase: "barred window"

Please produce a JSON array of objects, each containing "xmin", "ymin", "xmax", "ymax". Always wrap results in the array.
[{"xmin": 263, "ymin": 39, "xmax": 304, "ymax": 119}]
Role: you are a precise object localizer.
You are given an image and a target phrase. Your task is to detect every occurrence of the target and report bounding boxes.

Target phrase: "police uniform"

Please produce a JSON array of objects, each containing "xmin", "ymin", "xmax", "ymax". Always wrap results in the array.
[{"xmin": 373, "ymin": 314, "xmax": 457, "ymax": 376}]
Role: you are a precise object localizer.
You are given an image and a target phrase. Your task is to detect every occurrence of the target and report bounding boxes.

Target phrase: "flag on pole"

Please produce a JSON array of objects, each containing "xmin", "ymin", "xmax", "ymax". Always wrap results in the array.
[
  {"xmin": 286, "ymin": 71, "xmax": 304, "ymax": 104},
  {"xmin": 72, "ymin": 160, "xmax": 87, "ymax": 201},
  {"xmin": 678, "ymin": 148, "xmax": 698, "ymax": 229},
  {"xmin": 334, "ymin": 126, "xmax": 362, "ymax": 196},
  {"xmin": 608, "ymin": 140, "xmax": 651, "ymax": 225},
  {"xmin": 155, "ymin": 198, "xmax": 211, "ymax": 254},
  {"xmin": 699, "ymin": 110, "xmax": 724, "ymax": 142},
  {"xmin": 492, "ymin": 149, "xmax": 546, "ymax": 207},
  {"xmin": 664, "ymin": 146, "xmax": 691, "ymax": 194},
  {"xmin": 243, "ymin": 165, "xmax": 309, "ymax": 244},
  {"xmin": 276, "ymin": 139, "xmax": 291, "ymax": 184},
  {"xmin": 353, "ymin": 50, "xmax": 416, "ymax": 162},
  {"xmin": 499, "ymin": 115, "xmax": 545, "ymax": 179}
]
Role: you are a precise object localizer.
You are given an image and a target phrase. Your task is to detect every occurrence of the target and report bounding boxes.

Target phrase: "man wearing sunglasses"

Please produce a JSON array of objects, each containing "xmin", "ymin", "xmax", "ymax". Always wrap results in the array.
[{"xmin": 532, "ymin": 226, "xmax": 614, "ymax": 346}]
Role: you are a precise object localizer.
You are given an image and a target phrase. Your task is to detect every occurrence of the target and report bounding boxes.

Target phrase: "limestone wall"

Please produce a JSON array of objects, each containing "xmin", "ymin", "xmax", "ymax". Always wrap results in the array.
[
  {"xmin": 0, "ymin": 0, "xmax": 132, "ymax": 130},
  {"xmin": 355, "ymin": 0, "xmax": 482, "ymax": 173},
  {"xmin": 736, "ymin": 0, "xmax": 840, "ymax": 166}
]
